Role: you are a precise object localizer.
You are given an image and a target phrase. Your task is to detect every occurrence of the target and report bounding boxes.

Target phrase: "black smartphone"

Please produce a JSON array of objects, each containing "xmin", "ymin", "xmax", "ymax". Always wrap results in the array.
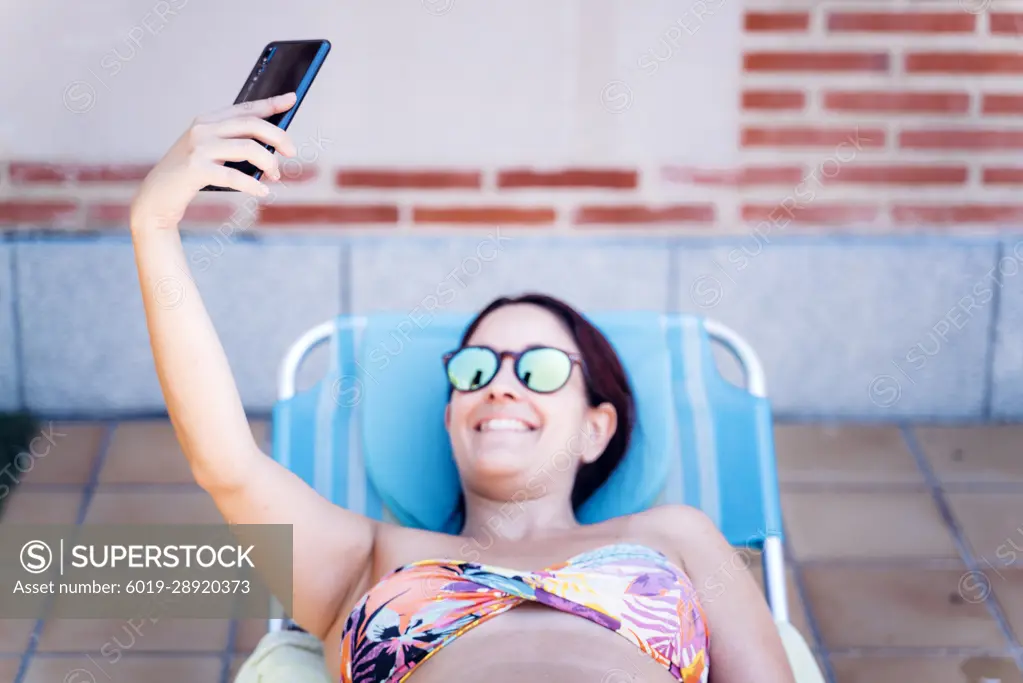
[{"xmin": 201, "ymin": 39, "xmax": 331, "ymax": 191}]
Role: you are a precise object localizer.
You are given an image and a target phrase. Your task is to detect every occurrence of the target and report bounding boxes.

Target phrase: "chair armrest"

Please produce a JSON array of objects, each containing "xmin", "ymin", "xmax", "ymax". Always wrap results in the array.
[
  {"xmin": 234, "ymin": 630, "xmax": 332, "ymax": 683},
  {"xmin": 776, "ymin": 620, "xmax": 826, "ymax": 683}
]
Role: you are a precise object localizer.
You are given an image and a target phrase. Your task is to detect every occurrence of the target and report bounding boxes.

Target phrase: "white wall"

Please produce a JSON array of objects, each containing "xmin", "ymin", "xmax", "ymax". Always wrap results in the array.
[{"xmin": 1, "ymin": 0, "xmax": 742, "ymax": 167}]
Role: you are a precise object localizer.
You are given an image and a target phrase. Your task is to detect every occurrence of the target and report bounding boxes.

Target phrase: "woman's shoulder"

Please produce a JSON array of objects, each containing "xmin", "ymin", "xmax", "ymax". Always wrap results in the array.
[
  {"xmin": 623, "ymin": 504, "xmax": 732, "ymax": 559},
  {"xmin": 631, "ymin": 503, "xmax": 719, "ymax": 537}
]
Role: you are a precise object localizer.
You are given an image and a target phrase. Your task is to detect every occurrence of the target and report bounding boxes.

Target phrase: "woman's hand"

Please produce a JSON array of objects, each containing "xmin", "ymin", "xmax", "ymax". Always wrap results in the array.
[{"xmin": 130, "ymin": 92, "xmax": 299, "ymax": 230}]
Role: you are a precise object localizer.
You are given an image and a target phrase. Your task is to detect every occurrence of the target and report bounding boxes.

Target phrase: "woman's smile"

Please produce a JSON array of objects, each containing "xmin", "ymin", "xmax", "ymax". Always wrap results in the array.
[
  {"xmin": 472, "ymin": 419, "xmax": 542, "ymax": 454},
  {"xmin": 477, "ymin": 418, "xmax": 536, "ymax": 432}
]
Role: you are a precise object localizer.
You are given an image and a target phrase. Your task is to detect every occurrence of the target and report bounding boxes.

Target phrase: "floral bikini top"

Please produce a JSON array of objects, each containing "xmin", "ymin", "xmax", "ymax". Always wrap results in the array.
[{"xmin": 339, "ymin": 543, "xmax": 710, "ymax": 682}]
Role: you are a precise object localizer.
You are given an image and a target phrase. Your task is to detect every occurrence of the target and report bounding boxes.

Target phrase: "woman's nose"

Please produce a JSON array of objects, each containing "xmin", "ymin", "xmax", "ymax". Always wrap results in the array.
[{"xmin": 486, "ymin": 358, "xmax": 521, "ymax": 400}]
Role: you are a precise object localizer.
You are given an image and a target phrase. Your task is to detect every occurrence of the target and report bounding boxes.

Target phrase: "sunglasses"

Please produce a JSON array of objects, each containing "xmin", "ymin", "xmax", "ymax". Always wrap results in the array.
[{"xmin": 442, "ymin": 345, "xmax": 584, "ymax": 394}]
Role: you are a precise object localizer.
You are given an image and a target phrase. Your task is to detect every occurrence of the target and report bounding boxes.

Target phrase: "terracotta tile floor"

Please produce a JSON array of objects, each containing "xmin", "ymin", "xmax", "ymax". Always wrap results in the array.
[{"xmin": 1, "ymin": 420, "xmax": 1022, "ymax": 682}]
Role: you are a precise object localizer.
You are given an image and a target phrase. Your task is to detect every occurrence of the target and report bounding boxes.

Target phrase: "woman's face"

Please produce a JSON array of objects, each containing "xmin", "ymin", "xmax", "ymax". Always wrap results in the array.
[{"xmin": 444, "ymin": 303, "xmax": 616, "ymax": 502}]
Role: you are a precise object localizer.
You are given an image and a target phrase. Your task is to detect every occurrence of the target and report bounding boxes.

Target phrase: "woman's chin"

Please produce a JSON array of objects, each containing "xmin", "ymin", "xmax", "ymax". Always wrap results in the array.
[{"xmin": 468, "ymin": 447, "xmax": 533, "ymax": 477}]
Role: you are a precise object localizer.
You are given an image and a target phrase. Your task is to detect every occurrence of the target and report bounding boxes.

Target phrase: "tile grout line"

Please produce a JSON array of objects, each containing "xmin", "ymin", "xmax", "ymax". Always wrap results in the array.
[
  {"xmin": 71, "ymin": 420, "xmax": 117, "ymax": 524},
  {"xmin": 10, "ymin": 241, "xmax": 26, "ymax": 409},
  {"xmin": 797, "ymin": 557, "xmax": 980, "ymax": 568},
  {"xmin": 900, "ymin": 425, "xmax": 1023, "ymax": 672},
  {"xmin": 218, "ymin": 620, "xmax": 240, "ymax": 683},
  {"xmin": 13, "ymin": 420, "xmax": 117, "ymax": 683},
  {"xmin": 772, "ymin": 413, "xmax": 1008, "ymax": 425},
  {"xmin": 781, "ymin": 481, "xmax": 938, "ymax": 492},
  {"xmin": 827, "ymin": 646, "xmax": 1015, "ymax": 657},
  {"xmin": 980, "ymin": 240, "xmax": 1005, "ymax": 421},
  {"xmin": 782, "ymin": 519, "xmax": 838, "ymax": 683}
]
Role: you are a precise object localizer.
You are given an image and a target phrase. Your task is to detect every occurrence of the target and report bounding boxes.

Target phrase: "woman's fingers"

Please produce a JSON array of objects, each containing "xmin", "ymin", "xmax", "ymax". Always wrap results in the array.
[
  {"xmin": 202, "ymin": 139, "xmax": 281, "ymax": 179},
  {"xmin": 210, "ymin": 117, "xmax": 297, "ymax": 157},
  {"xmin": 195, "ymin": 92, "xmax": 297, "ymax": 125},
  {"xmin": 203, "ymin": 162, "xmax": 271, "ymax": 196}
]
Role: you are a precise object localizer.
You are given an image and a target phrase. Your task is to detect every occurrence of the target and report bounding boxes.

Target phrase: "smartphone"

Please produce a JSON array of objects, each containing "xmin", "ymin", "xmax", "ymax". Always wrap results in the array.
[{"xmin": 202, "ymin": 39, "xmax": 331, "ymax": 191}]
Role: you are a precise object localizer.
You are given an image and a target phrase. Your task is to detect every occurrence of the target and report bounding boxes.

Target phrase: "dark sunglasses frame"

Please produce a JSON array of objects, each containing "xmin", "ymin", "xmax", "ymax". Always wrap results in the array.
[{"xmin": 442, "ymin": 345, "xmax": 584, "ymax": 394}]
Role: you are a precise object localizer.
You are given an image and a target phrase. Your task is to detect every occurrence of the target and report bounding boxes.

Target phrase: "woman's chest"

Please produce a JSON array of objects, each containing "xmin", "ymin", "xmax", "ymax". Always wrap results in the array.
[
  {"xmin": 329, "ymin": 528, "xmax": 705, "ymax": 682},
  {"xmin": 372, "ymin": 521, "xmax": 679, "ymax": 576}
]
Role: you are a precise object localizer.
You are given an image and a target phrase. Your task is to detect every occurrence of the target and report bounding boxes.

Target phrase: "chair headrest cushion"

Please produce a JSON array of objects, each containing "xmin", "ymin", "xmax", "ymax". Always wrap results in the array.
[{"xmin": 357, "ymin": 311, "xmax": 675, "ymax": 533}]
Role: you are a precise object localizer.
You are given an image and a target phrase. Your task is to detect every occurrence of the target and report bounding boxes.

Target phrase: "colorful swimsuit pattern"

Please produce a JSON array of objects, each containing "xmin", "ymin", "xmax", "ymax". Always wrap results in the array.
[{"xmin": 340, "ymin": 543, "xmax": 710, "ymax": 682}]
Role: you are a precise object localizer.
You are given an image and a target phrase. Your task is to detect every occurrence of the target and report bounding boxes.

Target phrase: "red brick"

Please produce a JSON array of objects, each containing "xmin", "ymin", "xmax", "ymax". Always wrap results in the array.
[
  {"xmin": 742, "ymin": 204, "xmax": 879, "ymax": 224},
  {"xmin": 745, "ymin": 12, "xmax": 810, "ymax": 31},
  {"xmin": 824, "ymin": 91, "xmax": 969, "ymax": 114},
  {"xmin": 742, "ymin": 90, "xmax": 806, "ymax": 111},
  {"xmin": 574, "ymin": 205, "xmax": 715, "ymax": 224},
  {"xmin": 743, "ymin": 127, "xmax": 885, "ymax": 148},
  {"xmin": 86, "ymin": 203, "xmax": 238, "ymax": 226},
  {"xmin": 744, "ymin": 52, "xmax": 889, "ymax": 73},
  {"xmin": 277, "ymin": 163, "xmax": 319, "ymax": 183},
  {"xmin": 906, "ymin": 53, "xmax": 1023, "ymax": 74},
  {"xmin": 990, "ymin": 13, "xmax": 1023, "ymax": 35},
  {"xmin": 413, "ymin": 206, "xmax": 555, "ymax": 225},
  {"xmin": 828, "ymin": 12, "xmax": 975, "ymax": 33},
  {"xmin": 900, "ymin": 129, "xmax": 1023, "ymax": 149},
  {"xmin": 983, "ymin": 167, "xmax": 1023, "ymax": 184},
  {"xmin": 497, "ymin": 168, "xmax": 637, "ymax": 190},
  {"xmin": 893, "ymin": 205, "xmax": 1023, "ymax": 224},
  {"xmin": 824, "ymin": 165, "xmax": 968, "ymax": 185},
  {"xmin": 86, "ymin": 204, "xmax": 133, "ymax": 224},
  {"xmin": 0, "ymin": 201, "xmax": 78, "ymax": 226},
  {"xmin": 983, "ymin": 94, "xmax": 1023, "ymax": 115},
  {"xmin": 336, "ymin": 169, "xmax": 480, "ymax": 189},
  {"xmin": 9, "ymin": 162, "xmax": 152, "ymax": 184},
  {"xmin": 662, "ymin": 166, "xmax": 805, "ymax": 186},
  {"xmin": 8, "ymin": 161, "xmax": 318, "ymax": 186},
  {"xmin": 258, "ymin": 204, "xmax": 399, "ymax": 225}
]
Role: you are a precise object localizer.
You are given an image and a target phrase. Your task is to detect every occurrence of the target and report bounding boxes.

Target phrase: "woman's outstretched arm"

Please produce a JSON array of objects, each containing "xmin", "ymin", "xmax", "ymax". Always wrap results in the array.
[{"xmin": 130, "ymin": 93, "xmax": 374, "ymax": 639}]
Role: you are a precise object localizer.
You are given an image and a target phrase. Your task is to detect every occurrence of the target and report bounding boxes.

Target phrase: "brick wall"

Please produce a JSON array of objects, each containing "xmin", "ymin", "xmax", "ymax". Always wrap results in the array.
[
  {"xmin": 733, "ymin": 5, "xmax": 1023, "ymax": 228},
  {"xmin": 3, "ymin": 3, "xmax": 1023, "ymax": 419},
  {"xmin": 2, "ymin": 3, "xmax": 1020, "ymax": 234}
]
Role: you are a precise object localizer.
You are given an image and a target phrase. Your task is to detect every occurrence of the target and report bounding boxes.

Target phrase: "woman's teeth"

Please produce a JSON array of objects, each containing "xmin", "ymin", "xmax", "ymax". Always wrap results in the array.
[{"xmin": 479, "ymin": 418, "xmax": 533, "ymax": 432}]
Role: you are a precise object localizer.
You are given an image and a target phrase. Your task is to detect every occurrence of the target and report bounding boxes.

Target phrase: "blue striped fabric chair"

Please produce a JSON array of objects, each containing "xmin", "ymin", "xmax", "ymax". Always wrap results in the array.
[{"xmin": 265, "ymin": 311, "xmax": 823, "ymax": 682}]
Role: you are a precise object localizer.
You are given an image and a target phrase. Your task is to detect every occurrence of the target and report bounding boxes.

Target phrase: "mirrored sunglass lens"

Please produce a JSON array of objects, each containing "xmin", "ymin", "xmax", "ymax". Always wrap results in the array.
[
  {"xmin": 517, "ymin": 348, "xmax": 572, "ymax": 392},
  {"xmin": 447, "ymin": 348, "xmax": 498, "ymax": 390}
]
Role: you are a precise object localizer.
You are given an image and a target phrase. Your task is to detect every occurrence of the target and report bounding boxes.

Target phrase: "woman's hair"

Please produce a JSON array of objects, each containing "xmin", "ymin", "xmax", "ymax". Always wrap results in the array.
[{"xmin": 450, "ymin": 293, "xmax": 636, "ymax": 525}]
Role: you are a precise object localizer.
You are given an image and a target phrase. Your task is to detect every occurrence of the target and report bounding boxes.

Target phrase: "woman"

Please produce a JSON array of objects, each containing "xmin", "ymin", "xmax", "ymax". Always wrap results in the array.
[{"xmin": 129, "ymin": 93, "xmax": 796, "ymax": 682}]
